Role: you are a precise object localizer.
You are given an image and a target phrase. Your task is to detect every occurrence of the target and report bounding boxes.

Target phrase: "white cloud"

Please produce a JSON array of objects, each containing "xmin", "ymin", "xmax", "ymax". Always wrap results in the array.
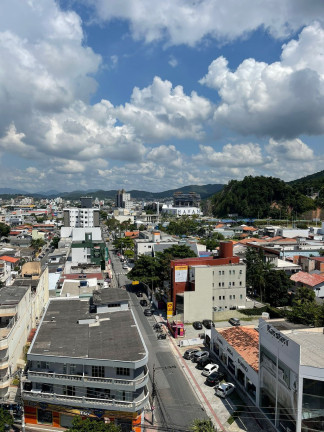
[
  {"xmin": 194, "ymin": 143, "xmax": 265, "ymax": 167},
  {"xmin": 114, "ymin": 76, "xmax": 212, "ymax": 141},
  {"xmin": 168, "ymin": 55, "xmax": 178, "ymax": 68},
  {"xmin": 266, "ymin": 138, "xmax": 314, "ymax": 161},
  {"xmin": 0, "ymin": 0, "xmax": 101, "ymax": 138},
  {"xmin": 85, "ymin": 0, "xmax": 324, "ymax": 46},
  {"xmin": 200, "ymin": 22, "xmax": 324, "ymax": 138}
]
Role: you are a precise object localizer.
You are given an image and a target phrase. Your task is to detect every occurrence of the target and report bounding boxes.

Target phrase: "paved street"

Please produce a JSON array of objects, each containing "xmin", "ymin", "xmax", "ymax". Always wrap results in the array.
[
  {"xmin": 107, "ymin": 243, "xmax": 274, "ymax": 432},
  {"xmin": 108, "ymin": 244, "xmax": 208, "ymax": 431}
]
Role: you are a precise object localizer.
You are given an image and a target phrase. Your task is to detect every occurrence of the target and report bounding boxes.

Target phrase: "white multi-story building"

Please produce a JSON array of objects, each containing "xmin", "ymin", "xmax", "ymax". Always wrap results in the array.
[
  {"xmin": 63, "ymin": 208, "xmax": 100, "ymax": 228},
  {"xmin": 171, "ymin": 242, "xmax": 246, "ymax": 322},
  {"xmin": 0, "ymin": 269, "xmax": 49, "ymax": 400},
  {"xmin": 116, "ymin": 189, "xmax": 133, "ymax": 210},
  {"xmin": 23, "ymin": 290, "xmax": 149, "ymax": 430},
  {"xmin": 259, "ymin": 321, "xmax": 324, "ymax": 432},
  {"xmin": 161, "ymin": 204, "xmax": 201, "ymax": 216}
]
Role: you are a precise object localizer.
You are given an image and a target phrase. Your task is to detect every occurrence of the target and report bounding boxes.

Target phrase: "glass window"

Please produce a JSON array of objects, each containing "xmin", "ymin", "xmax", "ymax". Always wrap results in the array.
[
  {"xmin": 229, "ymin": 295, "xmax": 232, "ymax": 300},
  {"xmin": 219, "ymin": 296, "xmax": 221, "ymax": 300},
  {"xmin": 233, "ymin": 295, "xmax": 235, "ymax": 299},
  {"xmin": 240, "ymin": 294, "xmax": 243, "ymax": 299},
  {"xmin": 223, "ymin": 296, "xmax": 225, "ymax": 300},
  {"xmin": 92, "ymin": 366, "xmax": 105, "ymax": 378},
  {"xmin": 37, "ymin": 409, "xmax": 53, "ymax": 425},
  {"xmin": 70, "ymin": 364, "xmax": 76, "ymax": 375},
  {"xmin": 116, "ymin": 367, "xmax": 130, "ymax": 376},
  {"xmin": 63, "ymin": 386, "xmax": 75, "ymax": 396}
]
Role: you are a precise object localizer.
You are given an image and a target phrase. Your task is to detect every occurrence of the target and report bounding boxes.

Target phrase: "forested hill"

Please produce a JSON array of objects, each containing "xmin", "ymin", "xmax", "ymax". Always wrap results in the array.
[
  {"xmin": 211, "ymin": 176, "xmax": 315, "ymax": 218},
  {"xmin": 288, "ymin": 169, "xmax": 324, "ymax": 194}
]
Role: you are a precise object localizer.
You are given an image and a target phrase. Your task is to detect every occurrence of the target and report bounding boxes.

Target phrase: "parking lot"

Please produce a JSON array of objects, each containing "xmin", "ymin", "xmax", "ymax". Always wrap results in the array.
[{"xmin": 172, "ymin": 341, "xmax": 273, "ymax": 432}]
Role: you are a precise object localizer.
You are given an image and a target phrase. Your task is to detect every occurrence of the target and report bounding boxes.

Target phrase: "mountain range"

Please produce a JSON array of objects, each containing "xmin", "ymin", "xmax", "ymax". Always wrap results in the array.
[{"xmin": 0, "ymin": 184, "xmax": 224, "ymax": 200}]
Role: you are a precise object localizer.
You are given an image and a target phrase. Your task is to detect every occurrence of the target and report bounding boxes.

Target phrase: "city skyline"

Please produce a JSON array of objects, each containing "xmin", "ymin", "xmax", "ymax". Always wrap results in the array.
[{"xmin": 0, "ymin": 0, "xmax": 324, "ymax": 192}]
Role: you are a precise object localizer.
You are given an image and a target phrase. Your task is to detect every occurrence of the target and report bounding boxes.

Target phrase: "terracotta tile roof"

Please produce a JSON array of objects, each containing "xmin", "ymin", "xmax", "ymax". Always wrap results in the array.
[
  {"xmin": 310, "ymin": 257, "xmax": 324, "ymax": 262},
  {"xmin": 273, "ymin": 238, "xmax": 297, "ymax": 244},
  {"xmin": 243, "ymin": 226, "xmax": 257, "ymax": 231},
  {"xmin": 215, "ymin": 224, "xmax": 224, "ymax": 229},
  {"xmin": 238, "ymin": 238, "xmax": 265, "ymax": 245},
  {"xmin": 124, "ymin": 231, "xmax": 139, "ymax": 238},
  {"xmin": 267, "ymin": 236, "xmax": 282, "ymax": 241},
  {"xmin": 290, "ymin": 271, "xmax": 324, "ymax": 287},
  {"xmin": 0, "ymin": 255, "xmax": 20, "ymax": 263},
  {"xmin": 218, "ymin": 327, "xmax": 259, "ymax": 372},
  {"xmin": 9, "ymin": 231, "xmax": 21, "ymax": 236}
]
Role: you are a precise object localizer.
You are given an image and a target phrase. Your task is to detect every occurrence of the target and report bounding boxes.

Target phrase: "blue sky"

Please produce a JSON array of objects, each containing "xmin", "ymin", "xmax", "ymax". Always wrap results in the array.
[{"xmin": 0, "ymin": 0, "xmax": 324, "ymax": 192}]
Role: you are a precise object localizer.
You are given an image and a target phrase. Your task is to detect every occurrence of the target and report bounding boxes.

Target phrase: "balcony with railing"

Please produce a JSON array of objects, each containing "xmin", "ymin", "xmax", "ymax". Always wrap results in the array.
[
  {"xmin": 27, "ymin": 365, "xmax": 149, "ymax": 391},
  {"xmin": 0, "ymin": 355, "xmax": 9, "ymax": 369},
  {"xmin": 22, "ymin": 386, "xmax": 149, "ymax": 412},
  {"xmin": 0, "ymin": 375, "xmax": 10, "ymax": 389}
]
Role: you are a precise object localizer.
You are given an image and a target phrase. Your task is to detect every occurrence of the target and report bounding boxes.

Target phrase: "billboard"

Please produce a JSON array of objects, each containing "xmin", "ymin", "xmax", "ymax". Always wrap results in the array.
[
  {"xmin": 167, "ymin": 302, "xmax": 173, "ymax": 318},
  {"xmin": 174, "ymin": 265, "xmax": 188, "ymax": 283}
]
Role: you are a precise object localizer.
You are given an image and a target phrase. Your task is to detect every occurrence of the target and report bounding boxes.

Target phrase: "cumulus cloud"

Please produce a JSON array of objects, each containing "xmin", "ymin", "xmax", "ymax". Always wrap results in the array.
[
  {"xmin": 85, "ymin": 0, "xmax": 324, "ymax": 46},
  {"xmin": 114, "ymin": 76, "xmax": 212, "ymax": 141},
  {"xmin": 194, "ymin": 143, "xmax": 266, "ymax": 167},
  {"xmin": 266, "ymin": 138, "xmax": 314, "ymax": 161},
  {"xmin": 0, "ymin": 0, "xmax": 101, "ymax": 139},
  {"xmin": 199, "ymin": 22, "xmax": 324, "ymax": 139}
]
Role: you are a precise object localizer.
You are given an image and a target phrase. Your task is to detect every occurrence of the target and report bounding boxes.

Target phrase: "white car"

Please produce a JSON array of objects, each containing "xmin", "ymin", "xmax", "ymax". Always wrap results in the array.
[
  {"xmin": 215, "ymin": 382, "xmax": 235, "ymax": 398},
  {"xmin": 202, "ymin": 363, "xmax": 219, "ymax": 377}
]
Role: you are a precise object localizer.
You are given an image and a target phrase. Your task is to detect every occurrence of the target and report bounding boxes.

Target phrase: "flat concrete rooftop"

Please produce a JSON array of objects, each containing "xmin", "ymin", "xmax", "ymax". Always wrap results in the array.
[
  {"xmin": 30, "ymin": 299, "xmax": 146, "ymax": 362},
  {"xmin": 283, "ymin": 328, "xmax": 324, "ymax": 368}
]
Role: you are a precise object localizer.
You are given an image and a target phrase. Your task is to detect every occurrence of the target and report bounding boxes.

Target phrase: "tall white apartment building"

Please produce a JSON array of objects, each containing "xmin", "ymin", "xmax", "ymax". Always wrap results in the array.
[
  {"xmin": 116, "ymin": 189, "xmax": 133, "ymax": 210},
  {"xmin": 63, "ymin": 208, "xmax": 100, "ymax": 228}
]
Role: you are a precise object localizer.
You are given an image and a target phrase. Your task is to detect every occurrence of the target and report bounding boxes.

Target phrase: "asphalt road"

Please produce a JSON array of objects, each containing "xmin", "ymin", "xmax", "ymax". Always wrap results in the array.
[{"xmin": 108, "ymin": 244, "xmax": 208, "ymax": 431}]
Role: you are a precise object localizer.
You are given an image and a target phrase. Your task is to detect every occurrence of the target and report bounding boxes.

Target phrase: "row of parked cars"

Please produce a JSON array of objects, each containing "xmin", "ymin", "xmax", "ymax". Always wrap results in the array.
[
  {"xmin": 183, "ymin": 348, "xmax": 235, "ymax": 398},
  {"xmin": 193, "ymin": 317, "xmax": 240, "ymax": 330}
]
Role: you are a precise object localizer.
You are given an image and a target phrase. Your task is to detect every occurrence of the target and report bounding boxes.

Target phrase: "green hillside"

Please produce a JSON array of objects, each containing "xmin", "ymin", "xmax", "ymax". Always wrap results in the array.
[
  {"xmin": 212, "ymin": 176, "xmax": 315, "ymax": 218},
  {"xmin": 288, "ymin": 169, "xmax": 324, "ymax": 194}
]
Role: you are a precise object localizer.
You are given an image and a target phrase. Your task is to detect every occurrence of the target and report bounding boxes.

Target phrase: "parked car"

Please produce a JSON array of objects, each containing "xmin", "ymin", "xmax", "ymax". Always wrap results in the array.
[
  {"xmin": 139, "ymin": 299, "xmax": 148, "ymax": 307},
  {"xmin": 193, "ymin": 321, "xmax": 203, "ymax": 330},
  {"xmin": 228, "ymin": 317, "xmax": 241, "ymax": 326},
  {"xmin": 144, "ymin": 309, "xmax": 153, "ymax": 316},
  {"xmin": 202, "ymin": 320, "xmax": 215, "ymax": 329},
  {"xmin": 122, "ymin": 264, "xmax": 128, "ymax": 270},
  {"xmin": 183, "ymin": 348, "xmax": 200, "ymax": 360},
  {"xmin": 196, "ymin": 357, "xmax": 212, "ymax": 370},
  {"xmin": 215, "ymin": 382, "xmax": 235, "ymax": 398},
  {"xmin": 192, "ymin": 350, "xmax": 209, "ymax": 363},
  {"xmin": 205, "ymin": 371, "xmax": 225, "ymax": 386},
  {"xmin": 202, "ymin": 363, "xmax": 219, "ymax": 377}
]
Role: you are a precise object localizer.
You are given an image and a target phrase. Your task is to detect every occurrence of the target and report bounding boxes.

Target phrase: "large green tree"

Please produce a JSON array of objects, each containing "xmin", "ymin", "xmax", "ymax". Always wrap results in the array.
[
  {"xmin": 263, "ymin": 270, "xmax": 291, "ymax": 307},
  {"xmin": 0, "ymin": 223, "xmax": 10, "ymax": 237},
  {"xmin": 0, "ymin": 408, "xmax": 13, "ymax": 432},
  {"xmin": 128, "ymin": 255, "xmax": 160, "ymax": 288},
  {"xmin": 288, "ymin": 287, "xmax": 319, "ymax": 326},
  {"xmin": 201, "ymin": 232, "xmax": 225, "ymax": 251},
  {"xmin": 128, "ymin": 244, "xmax": 197, "ymax": 289},
  {"xmin": 155, "ymin": 244, "xmax": 197, "ymax": 283},
  {"xmin": 113, "ymin": 237, "xmax": 134, "ymax": 253},
  {"xmin": 67, "ymin": 416, "xmax": 121, "ymax": 432},
  {"xmin": 30, "ymin": 238, "xmax": 46, "ymax": 250}
]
